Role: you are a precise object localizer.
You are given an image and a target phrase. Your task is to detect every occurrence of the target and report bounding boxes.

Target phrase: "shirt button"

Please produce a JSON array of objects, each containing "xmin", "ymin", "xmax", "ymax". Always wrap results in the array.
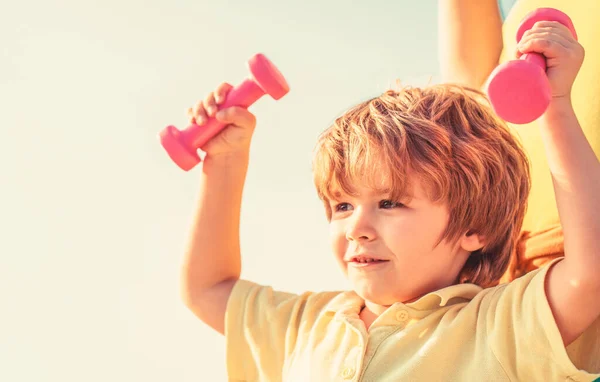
[
  {"xmin": 396, "ymin": 309, "xmax": 409, "ymax": 322},
  {"xmin": 341, "ymin": 366, "xmax": 356, "ymax": 379}
]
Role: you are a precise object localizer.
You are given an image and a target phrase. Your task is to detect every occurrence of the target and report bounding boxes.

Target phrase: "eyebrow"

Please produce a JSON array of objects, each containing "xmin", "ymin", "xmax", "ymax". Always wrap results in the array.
[{"xmin": 330, "ymin": 189, "xmax": 417, "ymax": 200}]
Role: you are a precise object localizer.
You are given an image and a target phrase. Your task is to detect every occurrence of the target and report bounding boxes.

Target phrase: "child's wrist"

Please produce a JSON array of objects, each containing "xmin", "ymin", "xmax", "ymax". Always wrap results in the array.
[
  {"xmin": 203, "ymin": 150, "xmax": 250, "ymax": 172},
  {"xmin": 540, "ymin": 96, "xmax": 576, "ymax": 129},
  {"xmin": 207, "ymin": 149, "xmax": 250, "ymax": 162},
  {"xmin": 547, "ymin": 96, "xmax": 574, "ymax": 116}
]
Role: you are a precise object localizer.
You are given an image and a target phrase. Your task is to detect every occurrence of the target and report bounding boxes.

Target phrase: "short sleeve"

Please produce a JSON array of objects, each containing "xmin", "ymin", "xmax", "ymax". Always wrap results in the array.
[
  {"xmin": 484, "ymin": 259, "xmax": 600, "ymax": 381},
  {"xmin": 224, "ymin": 279, "xmax": 336, "ymax": 381}
]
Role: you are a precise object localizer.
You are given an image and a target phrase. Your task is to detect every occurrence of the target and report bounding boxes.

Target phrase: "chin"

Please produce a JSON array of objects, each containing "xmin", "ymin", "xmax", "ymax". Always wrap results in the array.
[{"xmin": 351, "ymin": 278, "xmax": 397, "ymax": 306}]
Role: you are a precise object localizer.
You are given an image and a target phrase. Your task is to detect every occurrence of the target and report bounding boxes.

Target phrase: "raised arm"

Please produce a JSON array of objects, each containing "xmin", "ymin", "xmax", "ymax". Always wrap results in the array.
[
  {"xmin": 181, "ymin": 151, "xmax": 249, "ymax": 335},
  {"xmin": 437, "ymin": 0, "xmax": 503, "ymax": 89},
  {"xmin": 180, "ymin": 83, "xmax": 257, "ymax": 335},
  {"xmin": 520, "ymin": 22, "xmax": 600, "ymax": 346}
]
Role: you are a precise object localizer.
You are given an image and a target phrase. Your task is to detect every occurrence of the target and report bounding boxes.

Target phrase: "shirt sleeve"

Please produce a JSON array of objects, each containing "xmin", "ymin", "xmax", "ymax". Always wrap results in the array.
[
  {"xmin": 483, "ymin": 258, "xmax": 600, "ymax": 381},
  {"xmin": 224, "ymin": 279, "xmax": 337, "ymax": 382}
]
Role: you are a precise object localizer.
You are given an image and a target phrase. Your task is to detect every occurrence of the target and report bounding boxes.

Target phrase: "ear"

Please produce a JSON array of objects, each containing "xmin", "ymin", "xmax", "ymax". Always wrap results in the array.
[{"xmin": 460, "ymin": 230, "xmax": 485, "ymax": 252}]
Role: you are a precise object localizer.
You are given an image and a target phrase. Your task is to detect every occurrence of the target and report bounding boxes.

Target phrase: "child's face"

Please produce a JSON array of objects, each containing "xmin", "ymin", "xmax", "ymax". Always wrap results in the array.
[{"xmin": 328, "ymin": 174, "xmax": 475, "ymax": 306}]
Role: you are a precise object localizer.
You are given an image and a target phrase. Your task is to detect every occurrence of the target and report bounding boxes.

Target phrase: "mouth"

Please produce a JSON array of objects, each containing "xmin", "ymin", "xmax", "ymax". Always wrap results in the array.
[{"xmin": 347, "ymin": 255, "xmax": 390, "ymax": 268}]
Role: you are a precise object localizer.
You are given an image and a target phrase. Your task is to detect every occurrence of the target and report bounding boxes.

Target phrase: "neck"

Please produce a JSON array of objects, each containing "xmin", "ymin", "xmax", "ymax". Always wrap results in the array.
[
  {"xmin": 360, "ymin": 290, "xmax": 429, "ymax": 326},
  {"xmin": 359, "ymin": 302, "xmax": 383, "ymax": 330},
  {"xmin": 362, "ymin": 300, "xmax": 389, "ymax": 317}
]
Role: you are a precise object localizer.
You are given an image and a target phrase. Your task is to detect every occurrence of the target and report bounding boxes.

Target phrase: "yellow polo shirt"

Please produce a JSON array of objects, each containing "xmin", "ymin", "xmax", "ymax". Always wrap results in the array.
[{"xmin": 225, "ymin": 259, "xmax": 599, "ymax": 381}]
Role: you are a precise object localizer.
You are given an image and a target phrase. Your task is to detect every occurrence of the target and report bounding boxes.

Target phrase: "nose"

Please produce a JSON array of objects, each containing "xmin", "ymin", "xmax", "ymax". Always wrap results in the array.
[{"xmin": 345, "ymin": 207, "xmax": 377, "ymax": 242}]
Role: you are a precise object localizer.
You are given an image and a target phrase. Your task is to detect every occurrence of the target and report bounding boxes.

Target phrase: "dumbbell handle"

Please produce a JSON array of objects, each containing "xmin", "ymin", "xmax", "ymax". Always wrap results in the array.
[
  {"xmin": 521, "ymin": 52, "xmax": 546, "ymax": 72},
  {"xmin": 184, "ymin": 78, "xmax": 265, "ymax": 149}
]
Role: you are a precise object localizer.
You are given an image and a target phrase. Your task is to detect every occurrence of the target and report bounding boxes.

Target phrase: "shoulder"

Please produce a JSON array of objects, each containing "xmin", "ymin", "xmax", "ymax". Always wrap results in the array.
[
  {"xmin": 227, "ymin": 279, "xmax": 345, "ymax": 322},
  {"xmin": 468, "ymin": 258, "xmax": 599, "ymax": 380}
]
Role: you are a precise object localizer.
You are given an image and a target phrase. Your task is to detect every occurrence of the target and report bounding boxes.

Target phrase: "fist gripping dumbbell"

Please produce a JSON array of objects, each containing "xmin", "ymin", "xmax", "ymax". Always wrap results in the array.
[
  {"xmin": 159, "ymin": 53, "xmax": 290, "ymax": 171},
  {"xmin": 486, "ymin": 8, "xmax": 577, "ymax": 124}
]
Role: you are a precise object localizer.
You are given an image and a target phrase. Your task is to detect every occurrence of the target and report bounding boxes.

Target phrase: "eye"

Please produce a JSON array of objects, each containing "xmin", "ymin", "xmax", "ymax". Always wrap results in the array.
[
  {"xmin": 334, "ymin": 202, "xmax": 353, "ymax": 212},
  {"xmin": 379, "ymin": 200, "xmax": 405, "ymax": 209}
]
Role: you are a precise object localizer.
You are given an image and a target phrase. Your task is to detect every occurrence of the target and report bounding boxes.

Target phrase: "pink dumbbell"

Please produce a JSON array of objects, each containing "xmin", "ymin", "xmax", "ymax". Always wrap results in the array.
[
  {"xmin": 159, "ymin": 53, "xmax": 290, "ymax": 171},
  {"xmin": 486, "ymin": 8, "xmax": 577, "ymax": 124}
]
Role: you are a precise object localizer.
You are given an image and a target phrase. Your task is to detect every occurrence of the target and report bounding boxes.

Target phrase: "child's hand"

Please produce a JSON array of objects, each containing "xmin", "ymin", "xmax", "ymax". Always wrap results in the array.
[
  {"xmin": 187, "ymin": 82, "xmax": 257, "ymax": 158},
  {"xmin": 516, "ymin": 21, "xmax": 585, "ymax": 100}
]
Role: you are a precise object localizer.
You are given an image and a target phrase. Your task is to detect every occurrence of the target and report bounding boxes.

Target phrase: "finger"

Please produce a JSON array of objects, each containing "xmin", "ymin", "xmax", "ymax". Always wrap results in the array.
[
  {"xmin": 517, "ymin": 38, "xmax": 569, "ymax": 60},
  {"xmin": 517, "ymin": 21, "xmax": 576, "ymax": 59},
  {"xmin": 521, "ymin": 28, "xmax": 574, "ymax": 47},
  {"xmin": 516, "ymin": 33, "xmax": 571, "ymax": 59},
  {"xmin": 203, "ymin": 92, "xmax": 218, "ymax": 118},
  {"xmin": 215, "ymin": 107, "xmax": 256, "ymax": 130},
  {"xmin": 187, "ymin": 107, "xmax": 195, "ymax": 124},
  {"xmin": 519, "ymin": 31, "xmax": 571, "ymax": 50},
  {"xmin": 521, "ymin": 27, "xmax": 555, "ymax": 41},
  {"xmin": 214, "ymin": 82, "xmax": 233, "ymax": 105},
  {"xmin": 530, "ymin": 21, "xmax": 576, "ymax": 41},
  {"xmin": 193, "ymin": 100, "xmax": 208, "ymax": 125}
]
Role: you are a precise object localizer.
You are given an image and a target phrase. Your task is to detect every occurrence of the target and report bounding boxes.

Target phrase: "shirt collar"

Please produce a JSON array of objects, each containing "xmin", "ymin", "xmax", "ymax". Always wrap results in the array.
[{"xmin": 324, "ymin": 283, "xmax": 483, "ymax": 314}]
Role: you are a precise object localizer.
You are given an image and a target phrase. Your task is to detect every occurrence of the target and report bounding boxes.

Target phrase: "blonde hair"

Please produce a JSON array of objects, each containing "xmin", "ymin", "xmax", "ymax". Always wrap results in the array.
[{"xmin": 312, "ymin": 84, "xmax": 531, "ymax": 288}]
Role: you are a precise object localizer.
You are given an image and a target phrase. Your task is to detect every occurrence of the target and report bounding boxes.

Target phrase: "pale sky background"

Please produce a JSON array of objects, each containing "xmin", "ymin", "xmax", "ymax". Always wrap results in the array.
[{"xmin": 2, "ymin": 0, "xmax": 451, "ymax": 380}]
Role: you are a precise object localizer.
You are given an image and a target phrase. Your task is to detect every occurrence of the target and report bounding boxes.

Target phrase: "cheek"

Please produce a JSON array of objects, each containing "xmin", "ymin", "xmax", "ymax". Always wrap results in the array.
[
  {"xmin": 384, "ymin": 212, "xmax": 448, "ymax": 255},
  {"xmin": 381, "ymin": 216, "xmax": 413, "ymax": 238},
  {"xmin": 381, "ymin": 216, "xmax": 425, "ymax": 253},
  {"xmin": 329, "ymin": 223, "xmax": 347, "ymax": 258}
]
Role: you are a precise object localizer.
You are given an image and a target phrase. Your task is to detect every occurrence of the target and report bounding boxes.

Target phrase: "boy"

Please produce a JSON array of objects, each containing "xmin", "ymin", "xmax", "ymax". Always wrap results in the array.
[{"xmin": 180, "ymin": 21, "xmax": 600, "ymax": 381}]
